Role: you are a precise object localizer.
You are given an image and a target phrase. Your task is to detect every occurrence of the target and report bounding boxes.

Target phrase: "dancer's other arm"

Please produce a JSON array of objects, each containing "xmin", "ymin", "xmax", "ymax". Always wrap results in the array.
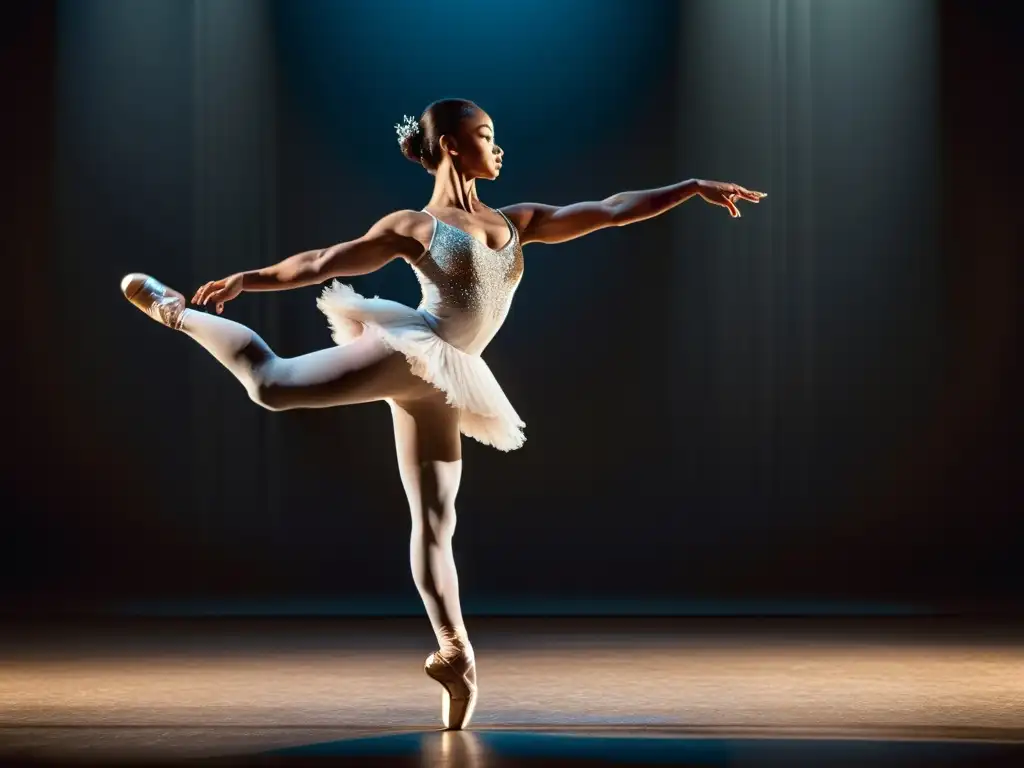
[
  {"xmin": 191, "ymin": 210, "xmax": 423, "ymax": 313},
  {"xmin": 502, "ymin": 179, "xmax": 765, "ymax": 246}
]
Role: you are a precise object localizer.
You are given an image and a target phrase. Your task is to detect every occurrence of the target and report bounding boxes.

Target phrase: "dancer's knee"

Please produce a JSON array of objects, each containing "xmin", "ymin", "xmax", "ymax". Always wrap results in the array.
[
  {"xmin": 242, "ymin": 355, "xmax": 301, "ymax": 411},
  {"xmin": 243, "ymin": 360, "xmax": 289, "ymax": 411},
  {"xmin": 248, "ymin": 381, "xmax": 285, "ymax": 411},
  {"xmin": 411, "ymin": 502, "xmax": 458, "ymax": 543}
]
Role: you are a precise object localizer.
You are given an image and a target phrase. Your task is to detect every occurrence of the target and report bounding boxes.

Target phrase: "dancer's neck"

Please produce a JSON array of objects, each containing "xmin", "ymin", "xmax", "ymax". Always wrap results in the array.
[{"xmin": 428, "ymin": 164, "xmax": 483, "ymax": 214}]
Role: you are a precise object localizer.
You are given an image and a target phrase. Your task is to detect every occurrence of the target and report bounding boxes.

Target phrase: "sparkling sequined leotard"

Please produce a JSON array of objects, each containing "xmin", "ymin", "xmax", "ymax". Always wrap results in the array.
[
  {"xmin": 412, "ymin": 208, "xmax": 524, "ymax": 355},
  {"xmin": 316, "ymin": 207, "xmax": 527, "ymax": 451}
]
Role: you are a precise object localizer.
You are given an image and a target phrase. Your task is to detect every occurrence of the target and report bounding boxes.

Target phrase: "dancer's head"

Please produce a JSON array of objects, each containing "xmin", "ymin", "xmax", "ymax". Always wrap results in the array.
[{"xmin": 398, "ymin": 99, "xmax": 503, "ymax": 181}]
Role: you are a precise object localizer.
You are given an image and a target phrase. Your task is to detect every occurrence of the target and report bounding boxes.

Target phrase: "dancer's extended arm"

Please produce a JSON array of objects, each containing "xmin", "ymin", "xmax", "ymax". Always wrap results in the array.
[
  {"xmin": 502, "ymin": 178, "xmax": 765, "ymax": 246},
  {"xmin": 191, "ymin": 210, "xmax": 422, "ymax": 311}
]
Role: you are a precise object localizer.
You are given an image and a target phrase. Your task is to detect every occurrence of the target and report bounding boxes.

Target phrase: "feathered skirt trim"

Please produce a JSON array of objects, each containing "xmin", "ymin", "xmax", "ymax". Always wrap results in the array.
[{"xmin": 316, "ymin": 281, "xmax": 525, "ymax": 451}]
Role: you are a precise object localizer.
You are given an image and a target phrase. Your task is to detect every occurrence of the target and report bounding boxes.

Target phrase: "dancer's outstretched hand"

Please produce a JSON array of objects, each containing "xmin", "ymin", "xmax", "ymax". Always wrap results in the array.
[
  {"xmin": 696, "ymin": 180, "xmax": 766, "ymax": 218},
  {"xmin": 192, "ymin": 273, "xmax": 244, "ymax": 314}
]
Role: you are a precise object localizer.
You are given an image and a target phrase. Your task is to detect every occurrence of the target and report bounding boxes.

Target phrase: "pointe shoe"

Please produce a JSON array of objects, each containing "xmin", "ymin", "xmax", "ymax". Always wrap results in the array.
[
  {"xmin": 121, "ymin": 273, "xmax": 187, "ymax": 329},
  {"xmin": 425, "ymin": 650, "xmax": 478, "ymax": 730}
]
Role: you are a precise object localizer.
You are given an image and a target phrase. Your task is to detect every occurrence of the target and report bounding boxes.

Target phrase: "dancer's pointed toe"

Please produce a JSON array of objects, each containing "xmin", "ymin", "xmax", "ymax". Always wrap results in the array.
[
  {"xmin": 425, "ymin": 650, "xmax": 478, "ymax": 730},
  {"xmin": 120, "ymin": 273, "xmax": 187, "ymax": 329}
]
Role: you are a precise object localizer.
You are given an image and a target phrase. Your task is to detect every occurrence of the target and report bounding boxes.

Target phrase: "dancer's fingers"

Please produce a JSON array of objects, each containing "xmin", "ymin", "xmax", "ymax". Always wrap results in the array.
[
  {"xmin": 205, "ymin": 287, "xmax": 227, "ymax": 306},
  {"xmin": 207, "ymin": 285, "xmax": 239, "ymax": 310},
  {"xmin": 199, "ymin": 281, "xmax": 221, "ymax": 306},
  {"xmin": 215, "ymin": 302, "xmax": 225, "ymax": 315},
  {"xmin": 723, "ymin": 195, "xmax": 741, "ymax": 218},
  {"xmin": 193, "ymin": 282, "xmax": 211, "ymax": 305}
]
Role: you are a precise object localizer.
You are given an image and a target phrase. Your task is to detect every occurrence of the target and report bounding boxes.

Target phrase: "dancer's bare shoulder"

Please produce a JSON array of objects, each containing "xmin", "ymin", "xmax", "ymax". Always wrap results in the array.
[{"xmin": 373, "ymin": 209, "xmax": 435, "ymax": 263}]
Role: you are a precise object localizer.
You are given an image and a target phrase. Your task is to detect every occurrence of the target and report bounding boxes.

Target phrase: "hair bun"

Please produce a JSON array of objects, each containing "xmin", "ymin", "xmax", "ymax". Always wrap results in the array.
[{"xmin": 396, "ymin": 114, "xmax": 424, "ymax": 165}]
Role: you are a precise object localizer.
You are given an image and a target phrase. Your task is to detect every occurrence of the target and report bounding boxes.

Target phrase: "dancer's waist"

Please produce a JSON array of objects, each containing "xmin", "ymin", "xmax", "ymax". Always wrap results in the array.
[{"xmin": 418, "ymin": 306, "xmax": 505, "ymax": 355}]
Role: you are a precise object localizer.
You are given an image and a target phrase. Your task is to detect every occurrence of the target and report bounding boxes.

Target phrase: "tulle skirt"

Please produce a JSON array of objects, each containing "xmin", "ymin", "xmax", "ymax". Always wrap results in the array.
[{"xmin": 316, "ymin": 281, "xmax": 525, "ymax": 452}]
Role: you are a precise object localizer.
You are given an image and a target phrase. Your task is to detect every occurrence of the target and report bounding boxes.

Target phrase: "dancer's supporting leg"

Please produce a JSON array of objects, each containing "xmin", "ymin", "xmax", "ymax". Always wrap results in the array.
[
  {"xmin": 121, "ymin": 274, "xmax": 432, "ymax": 408},
  {"xmin": 390, "ymin": 393, "xmax": 477, "ymax": 730}
]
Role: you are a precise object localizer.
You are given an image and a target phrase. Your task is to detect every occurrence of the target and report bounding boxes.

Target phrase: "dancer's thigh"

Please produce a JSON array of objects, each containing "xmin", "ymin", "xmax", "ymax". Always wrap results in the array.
[
  {"xmin": 390, "ymin": 393, "xmax": 463, "ymax": 510},
  {"xmin": 261, "ymin": 332, "xmax": 436, "ymax": 409}
]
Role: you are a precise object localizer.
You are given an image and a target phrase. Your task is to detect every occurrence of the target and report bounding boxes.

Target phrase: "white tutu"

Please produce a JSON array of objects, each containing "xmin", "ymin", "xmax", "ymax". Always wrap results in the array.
[{"xmin": 316, "ymin": 281, "xmax": 526, "ymax": 451}]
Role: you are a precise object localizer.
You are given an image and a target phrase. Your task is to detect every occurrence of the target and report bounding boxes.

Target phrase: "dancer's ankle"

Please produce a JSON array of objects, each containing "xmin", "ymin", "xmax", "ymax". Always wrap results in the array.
[
  {"xmin": 438, "ymin": 624, "xmax": 473, "ymax": 661},
  {"xmin": 174, "ymin": 307, "xmax": 194, "ymax": 331}
]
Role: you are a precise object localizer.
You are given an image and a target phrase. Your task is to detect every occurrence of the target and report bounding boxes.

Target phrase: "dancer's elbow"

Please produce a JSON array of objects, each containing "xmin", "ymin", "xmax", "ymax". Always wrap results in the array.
[{"xmin": 318, "ymin": 237, "xmax": 396, "ymax": 279}]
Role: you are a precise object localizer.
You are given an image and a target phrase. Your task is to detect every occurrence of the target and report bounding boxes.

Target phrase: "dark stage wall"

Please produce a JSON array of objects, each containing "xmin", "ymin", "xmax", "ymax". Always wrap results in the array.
[{"xmin": 5, "ymin": 0, "xmax": 1021, "ymax": 616}]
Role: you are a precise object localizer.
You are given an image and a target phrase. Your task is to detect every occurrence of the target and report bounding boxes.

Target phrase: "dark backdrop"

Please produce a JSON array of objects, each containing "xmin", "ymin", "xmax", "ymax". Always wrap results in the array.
[{"xmin": 4, "ymin": 0, "xmax": 1021, "ymax": 616}]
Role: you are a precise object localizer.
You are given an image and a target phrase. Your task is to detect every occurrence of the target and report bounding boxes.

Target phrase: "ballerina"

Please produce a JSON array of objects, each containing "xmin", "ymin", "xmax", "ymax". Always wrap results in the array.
[{"xmin": 120, "ymin": 98, "xmax": 764, "ymax": 729}]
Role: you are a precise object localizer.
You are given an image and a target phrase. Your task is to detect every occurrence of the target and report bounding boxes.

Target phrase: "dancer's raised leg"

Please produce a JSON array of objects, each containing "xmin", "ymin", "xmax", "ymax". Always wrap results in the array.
[
  {"xmin": 390, "ymin": 393, "xmax": 477, "ymax": 730},
  {"xmin": 121, "ymin": 273, "xmax": 431, "ymax": 409}
]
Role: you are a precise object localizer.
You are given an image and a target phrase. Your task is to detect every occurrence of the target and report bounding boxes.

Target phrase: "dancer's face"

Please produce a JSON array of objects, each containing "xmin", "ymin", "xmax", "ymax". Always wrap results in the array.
[{"xmin": 443, "ymin": 111, "xmax": 503, "ymax": 181}]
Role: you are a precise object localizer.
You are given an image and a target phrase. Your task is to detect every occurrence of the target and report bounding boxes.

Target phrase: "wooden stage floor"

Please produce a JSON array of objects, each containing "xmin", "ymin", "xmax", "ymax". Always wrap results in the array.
[{"xmin": 1, "ymin": 616, "xmax": 1023, "ymax": 765}]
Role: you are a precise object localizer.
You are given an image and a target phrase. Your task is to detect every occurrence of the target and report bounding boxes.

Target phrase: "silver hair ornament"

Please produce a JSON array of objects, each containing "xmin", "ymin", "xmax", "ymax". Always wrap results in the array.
[{"xmin": 395, "ymin": 114, "xmax": 421, "ymax": 145}]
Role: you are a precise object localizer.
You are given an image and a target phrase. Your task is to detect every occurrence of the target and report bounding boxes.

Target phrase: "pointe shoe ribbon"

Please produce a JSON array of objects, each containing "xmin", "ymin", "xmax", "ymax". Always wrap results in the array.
[
  {"xmin": 425, "ymin": 650, "xmax": 478, "ymax": 730},
  {"xmin": 121, "ymin": 273, "xmax": 187, "ymax": 330}
]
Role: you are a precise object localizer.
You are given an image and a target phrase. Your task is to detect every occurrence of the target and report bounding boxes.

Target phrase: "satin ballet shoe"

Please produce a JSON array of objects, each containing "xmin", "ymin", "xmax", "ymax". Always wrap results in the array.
[
  {"xmin": 120, "ymin": 273, "xmax": 187, "ymax": 330},
  {"xmin": 425, "ymin": 650, "xmax": 478, "ymax": 730}
]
